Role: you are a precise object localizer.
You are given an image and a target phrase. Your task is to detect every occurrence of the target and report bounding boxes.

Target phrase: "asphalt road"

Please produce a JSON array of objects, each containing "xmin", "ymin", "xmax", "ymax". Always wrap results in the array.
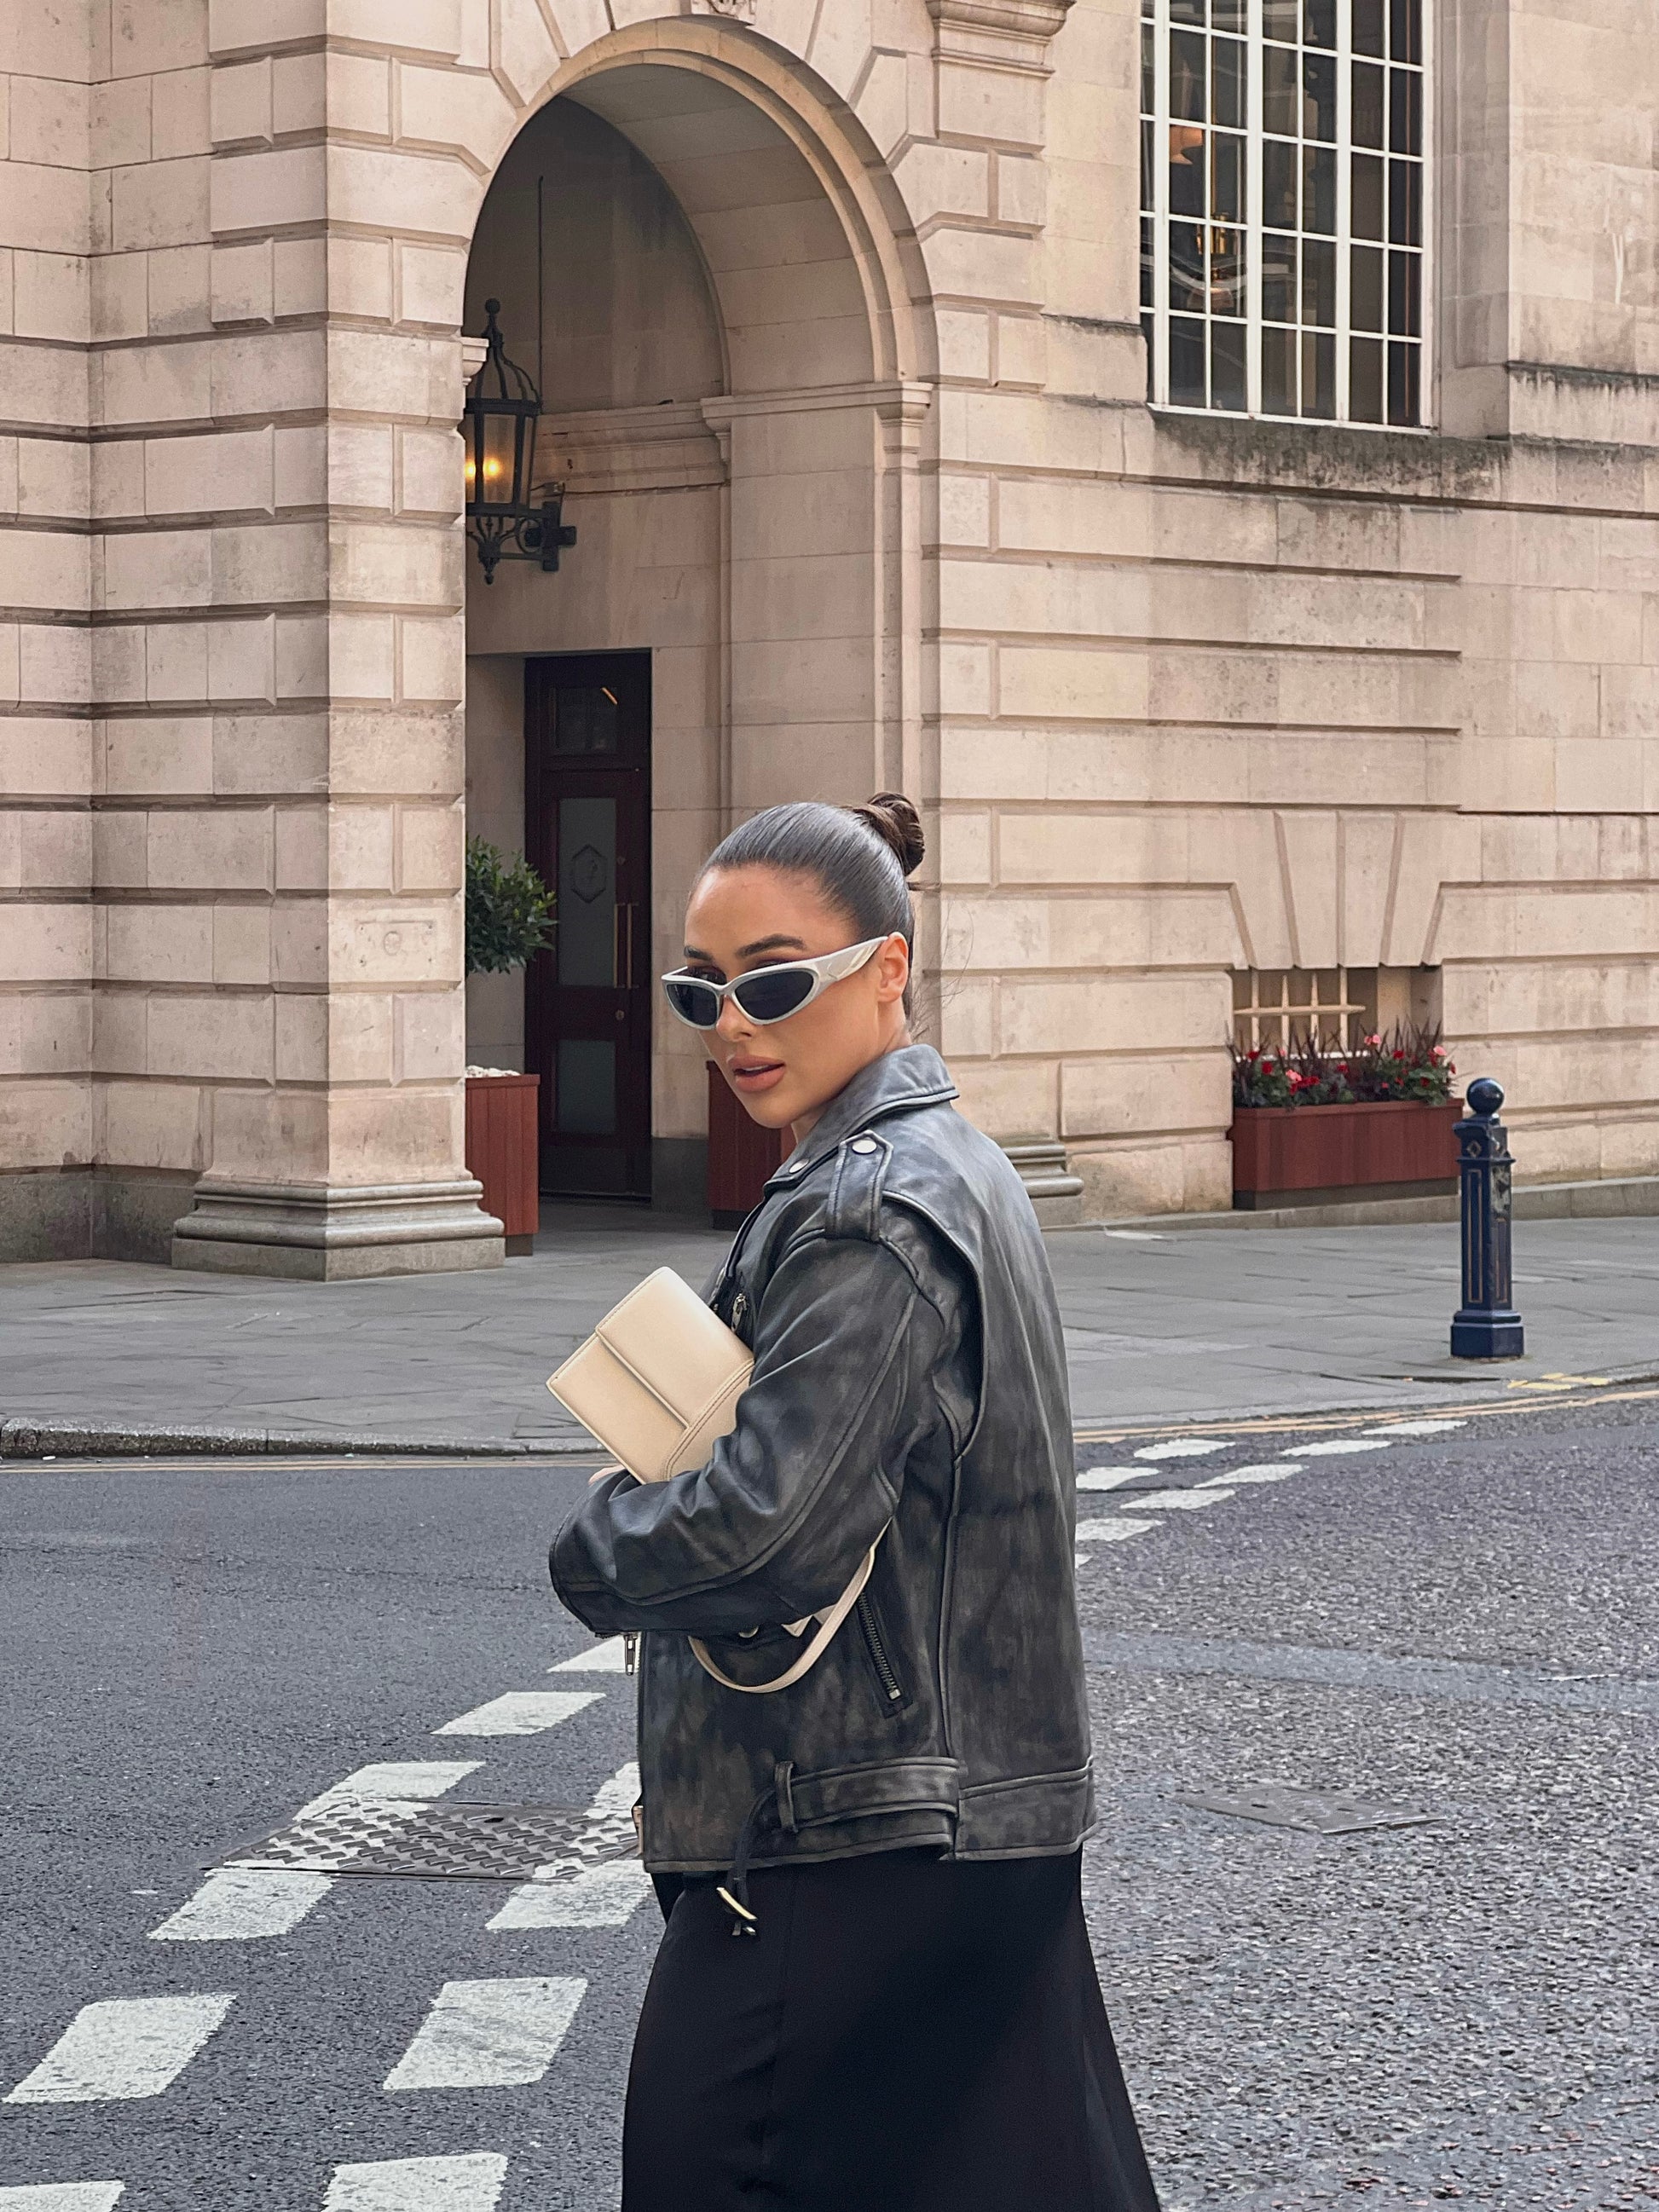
[{"xmin": 2, "ymin": 1391, "xmax": 1656, "ymax": 2210}]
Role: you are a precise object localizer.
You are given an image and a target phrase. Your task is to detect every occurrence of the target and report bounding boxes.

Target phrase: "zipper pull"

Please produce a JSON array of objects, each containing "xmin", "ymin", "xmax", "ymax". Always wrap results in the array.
[
  {"xmin": 730, "ymin": 1289, "xmax": 750, "ymax": 1336},
  {"xmin": 624, "ymin": 1633, "xmax": 639, "ymax": 1677}
]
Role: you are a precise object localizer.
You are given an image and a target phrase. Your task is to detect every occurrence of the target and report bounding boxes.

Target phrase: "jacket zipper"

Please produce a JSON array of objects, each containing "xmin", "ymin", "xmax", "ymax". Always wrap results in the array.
[{"xmin": 857, "ymin": 1593, "xmax": 905, "ymax": 1707}]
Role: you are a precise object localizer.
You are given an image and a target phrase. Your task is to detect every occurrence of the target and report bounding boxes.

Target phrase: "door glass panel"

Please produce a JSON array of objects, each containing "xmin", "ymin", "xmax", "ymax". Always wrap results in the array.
[
  {"xmin": 557, "ymin": 1040, "xmax": 616, "ymax": 1135},
  {"xmin": 553, "ymin": 685, "xmax": 619, "ymax": 754},
  {"xmin": 557, "ymin": 795, "xmax": 616, "ymax": 986}
]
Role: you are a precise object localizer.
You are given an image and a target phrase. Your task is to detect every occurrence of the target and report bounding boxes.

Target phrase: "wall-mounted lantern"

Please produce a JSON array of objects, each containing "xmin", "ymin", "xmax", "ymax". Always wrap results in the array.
[{"xmin": 462, "ymin": 298, "xmax": 576, "ymax": 586}]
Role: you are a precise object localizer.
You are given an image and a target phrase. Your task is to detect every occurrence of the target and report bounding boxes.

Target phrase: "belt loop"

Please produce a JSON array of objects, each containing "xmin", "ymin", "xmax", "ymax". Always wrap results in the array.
[{"xmin": 774, "ymin": 1759, "xmax": 797, "ymax": 1834}]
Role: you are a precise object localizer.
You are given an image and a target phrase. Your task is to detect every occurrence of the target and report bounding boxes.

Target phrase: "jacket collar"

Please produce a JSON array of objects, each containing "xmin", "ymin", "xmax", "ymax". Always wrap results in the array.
[{"xmin": 767, "ymin": 1044, "xmax": 957, "ymax": 1192}]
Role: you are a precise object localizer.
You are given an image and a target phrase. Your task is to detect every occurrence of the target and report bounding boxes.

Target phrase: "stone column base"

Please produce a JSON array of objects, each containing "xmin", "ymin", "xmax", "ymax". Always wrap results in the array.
[
  {"xmin": 1003, "ymin": 1142, "xmax": 1085, "ymax": 1228},
  {"xmin": 171, "ymin": 1179, "xmax": 506, "ymax": 1280}
]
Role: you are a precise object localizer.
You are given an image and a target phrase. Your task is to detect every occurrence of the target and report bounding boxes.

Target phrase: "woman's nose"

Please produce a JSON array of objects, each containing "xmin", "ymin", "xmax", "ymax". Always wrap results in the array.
[{"xmin": 716, "ymin": 995, "xmax": 753, "ymax": 1045}]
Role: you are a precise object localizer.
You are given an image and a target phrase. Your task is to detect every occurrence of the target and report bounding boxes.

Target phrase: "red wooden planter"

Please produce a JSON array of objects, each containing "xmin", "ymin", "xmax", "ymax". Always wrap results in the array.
[
  {"xmin": 1229, "ymin": 1098, "xmax": 1462, "ymax": 1210},
  {"xmin": 465, "ymin": 1072, "xmax": 540, "ymax": 1253},
  {"xmin": 708, "ymin": 1061, "xmax": 790, "ymax": 1227}
]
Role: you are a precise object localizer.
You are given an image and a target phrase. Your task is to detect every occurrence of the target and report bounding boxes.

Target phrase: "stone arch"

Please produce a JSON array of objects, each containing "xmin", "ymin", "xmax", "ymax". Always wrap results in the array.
[
  {"xmin": 462, "ymin": 17, "xmax": 934, "ymax": 391},
  {"xmin": 460, "ymin": 18, "xmax": 935, "ymax": 1207}
]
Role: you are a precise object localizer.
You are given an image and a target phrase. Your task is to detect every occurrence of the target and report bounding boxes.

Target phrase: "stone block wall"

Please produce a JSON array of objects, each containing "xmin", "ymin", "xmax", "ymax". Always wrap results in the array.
[{"xmin": 1, "ymin": 0, "xmax": 1656, "ymax": 1265}]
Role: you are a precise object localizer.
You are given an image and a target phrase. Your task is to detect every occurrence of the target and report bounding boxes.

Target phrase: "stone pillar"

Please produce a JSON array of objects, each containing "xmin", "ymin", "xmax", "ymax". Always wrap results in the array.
[{"xmin": 164, "ymin": 0, "xmax": 501, "ymax": 1277}]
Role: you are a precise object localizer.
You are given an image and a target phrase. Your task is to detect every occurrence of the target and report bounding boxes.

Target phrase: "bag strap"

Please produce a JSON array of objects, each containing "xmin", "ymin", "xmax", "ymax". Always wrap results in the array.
[{"xmin": 688, "ymin": 1540, "xmax": 880, "ymax": 1695}]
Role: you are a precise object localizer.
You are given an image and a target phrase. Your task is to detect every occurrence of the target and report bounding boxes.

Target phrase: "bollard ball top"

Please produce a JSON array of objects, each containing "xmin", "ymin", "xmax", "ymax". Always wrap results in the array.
[{"xmin": 1466, "ymin": 1076, "xmax": 1505, "ymax": 1119}]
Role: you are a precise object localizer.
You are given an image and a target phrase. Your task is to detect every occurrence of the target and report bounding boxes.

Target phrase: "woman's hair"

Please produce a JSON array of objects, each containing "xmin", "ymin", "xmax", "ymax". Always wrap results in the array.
[{"xmin": 699, "ymin": 794, "xmax": 925, "ymax": 950}]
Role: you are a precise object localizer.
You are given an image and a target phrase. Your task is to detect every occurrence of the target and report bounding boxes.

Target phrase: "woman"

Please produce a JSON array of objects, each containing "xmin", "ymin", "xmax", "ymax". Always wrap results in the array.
[{"xmin": 550, "ymin": 794, "xmax": 1160, "ymax": 2212}]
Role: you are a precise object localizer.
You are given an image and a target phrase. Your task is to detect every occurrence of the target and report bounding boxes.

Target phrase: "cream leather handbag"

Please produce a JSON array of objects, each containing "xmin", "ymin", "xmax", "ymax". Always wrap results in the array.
[{"xmin": 547, "ymin": 1267, "xmax": 878, "ymax": 1694}]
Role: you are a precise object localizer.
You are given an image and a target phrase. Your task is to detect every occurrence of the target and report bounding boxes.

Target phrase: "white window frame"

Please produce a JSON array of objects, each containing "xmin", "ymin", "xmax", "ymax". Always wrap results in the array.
[{"xmin": 1140, "ymin": 0, "xmax": 1432, "ymax": 429}]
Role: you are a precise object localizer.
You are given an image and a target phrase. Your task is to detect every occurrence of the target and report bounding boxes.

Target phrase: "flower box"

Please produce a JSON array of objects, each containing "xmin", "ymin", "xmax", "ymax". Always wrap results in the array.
[
  {"xmin": 465, "ymin": 1071, "xmax": 540, "ymax": 1252},
  {"xmin": 1229, "ymin": 1098, "xmax": 1462, "ymax": 1210}
]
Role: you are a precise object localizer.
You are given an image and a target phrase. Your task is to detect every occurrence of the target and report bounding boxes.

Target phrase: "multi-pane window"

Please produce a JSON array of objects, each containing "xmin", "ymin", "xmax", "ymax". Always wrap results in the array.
[
  {"xmin": 1232, "ymin": 967, "xmax": 1378, "ymax": 1050},
  {"xmin": 1140, "ymin": 0, "xmax": 1426, "ymax": 425}
]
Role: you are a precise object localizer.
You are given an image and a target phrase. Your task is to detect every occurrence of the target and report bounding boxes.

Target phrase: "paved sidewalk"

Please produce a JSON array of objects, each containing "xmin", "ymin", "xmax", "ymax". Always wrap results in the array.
[{"xmin": 3, "ymin": 1205, "xmax": 1658, "ymax": 1454}]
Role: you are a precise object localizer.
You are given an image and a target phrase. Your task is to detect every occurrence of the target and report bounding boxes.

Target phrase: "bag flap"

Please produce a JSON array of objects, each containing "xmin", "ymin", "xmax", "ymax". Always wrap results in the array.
[
  {"xmin": 546, "ymin": 1336, "xmax": 690, "ymax": 1481},
  {"xmin": 596, "ymin": 1267, "xmax": 752, "ymax": 1426}
]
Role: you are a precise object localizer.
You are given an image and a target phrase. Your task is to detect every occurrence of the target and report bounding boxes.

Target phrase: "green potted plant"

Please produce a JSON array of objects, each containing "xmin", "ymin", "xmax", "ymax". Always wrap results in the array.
[
  {"xmin": 464, "ymin": 838, "xmax": 554, "ymax": 1253},
  {"xmin": 1228, "ymin": 1023, "xmax": 1462, "ymax": 1209}
]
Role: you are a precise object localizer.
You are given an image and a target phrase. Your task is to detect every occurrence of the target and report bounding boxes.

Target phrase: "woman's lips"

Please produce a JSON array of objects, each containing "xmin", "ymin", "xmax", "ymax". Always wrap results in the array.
[{"xmin": 730, "ymin": 1058, "xmax": 786, "ymax": 1093}]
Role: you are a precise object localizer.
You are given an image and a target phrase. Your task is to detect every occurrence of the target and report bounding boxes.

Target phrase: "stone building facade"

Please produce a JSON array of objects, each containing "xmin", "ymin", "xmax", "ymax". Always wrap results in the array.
[{"xmin": 2, "ymin": 0, "xmax": 1656, "ymax": 1273}]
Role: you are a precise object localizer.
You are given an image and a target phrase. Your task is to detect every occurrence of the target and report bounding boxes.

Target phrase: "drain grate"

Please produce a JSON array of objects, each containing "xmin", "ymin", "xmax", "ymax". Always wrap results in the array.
[
  {"xmin": 1180, "ymin": 1783, "xmax": 1434, "ymax": 1836},
  {"xmin": 222, "ymin": 1799, "xmax": 639, "ymax": 1883}
]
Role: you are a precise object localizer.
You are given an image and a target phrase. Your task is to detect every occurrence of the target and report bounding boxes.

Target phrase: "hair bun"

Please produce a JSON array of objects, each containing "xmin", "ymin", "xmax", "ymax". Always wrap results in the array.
[{"xmin": 853, "ymin": 792, "xmax": 925, "ymax": 879}]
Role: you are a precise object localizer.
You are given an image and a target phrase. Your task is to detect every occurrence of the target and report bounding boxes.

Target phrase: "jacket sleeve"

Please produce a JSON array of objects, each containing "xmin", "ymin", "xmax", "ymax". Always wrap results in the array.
[{"xmin": 548, "ymin": 1231, "xmax": 946, "ymax": 1637}]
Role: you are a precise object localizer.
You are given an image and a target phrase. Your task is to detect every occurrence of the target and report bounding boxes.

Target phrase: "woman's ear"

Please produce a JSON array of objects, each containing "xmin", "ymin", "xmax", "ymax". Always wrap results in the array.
[{"xmin": 872, "ymin": 933, "xmax": 910, "ymax": 1008}]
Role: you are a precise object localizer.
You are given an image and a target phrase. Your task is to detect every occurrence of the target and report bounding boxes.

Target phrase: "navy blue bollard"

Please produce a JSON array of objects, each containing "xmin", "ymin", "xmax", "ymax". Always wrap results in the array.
[{"xmin": 1451, "ymin": 1077, "xmax": 1524, "ymax": 1360}]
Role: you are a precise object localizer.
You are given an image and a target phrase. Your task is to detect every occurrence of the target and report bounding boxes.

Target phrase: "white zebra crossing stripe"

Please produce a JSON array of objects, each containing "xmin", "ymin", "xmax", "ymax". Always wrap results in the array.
[
  {"xmin": 0, "ymin": 2188, "xmax": 126, "ymax": 2210},
  {"xmin": 1365, "ymin": 1418, "xmax": 1466, "ymax": 1436},
  {"xmin": 149, "ymin": 1867, "xmax": 332, "ymax": 1943},
  {"xmin": 488, "ymin": 1858, "xmax": 650, "ymax": 1932},
  {"xmin": 152, "ymin": 1763, "xmax": 483, "ymax": 1942},
  {"xmin": 321, "ymin": 2155, "xmax": 507, "ymax": 2211},
  {"xmin": 1130, "ymin": 1487, "xmax": 1234, "ymax": 1509},
  {"xmin": 1075, "ymin": 1516, "xmax": 1157, "ymax": 1545},
  {"xmin": 489, "ymin": 1763, "xmax": 646, "ymax": 1931},
  {"xmin": 1076, "ymin": 1468, "xmax": 1146, "ymax": 1492},
  {"xmin": 296, "ymin": 1761, "xmax": 483, "ymax": 1818},
  {"xmin": 550, "ymin": 1638, "xmax": 630, "ymax": 1672},
  {"xmin": 1290, "ymin": 1438, "xmax": 1395, "ymax": 1457},
  {"xmin": 4, "ymin": 1995, "xmax": 234, "ymax": 2105},
  {"xmin": 435, "ymin": 1691, "xmax": 602, "ymax": 1737},
  {"xmin": 1200, "ymin": 1464, "xmax": 1300, "ymax": 1486},
  {"xmin": 1133, "ymin": 1438, "xmax": 1229, "ymax": 1460},
  {"xmin": 384, "ymin": 1978, "xmax": 587, "ymax": 2092}
]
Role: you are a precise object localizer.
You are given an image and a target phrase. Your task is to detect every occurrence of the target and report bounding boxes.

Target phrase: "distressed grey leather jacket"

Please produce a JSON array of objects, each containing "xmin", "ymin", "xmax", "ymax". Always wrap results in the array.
[{"xmin": 548, "ymin": 1044, "xmax": 1092, "ymax": 1904}]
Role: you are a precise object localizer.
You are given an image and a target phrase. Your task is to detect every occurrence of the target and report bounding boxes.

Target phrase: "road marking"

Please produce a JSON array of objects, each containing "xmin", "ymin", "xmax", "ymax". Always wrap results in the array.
[
  {"xmin": 1129, "ymin": 1487, "xmax": 1234, "ymax": 1510},
  {"xmin": 490, "ymin": 1764, "xmax": 648, "ymax": 1932},
  {"xmin": 1133, "ymin": 1438, "xmax": 1230, "ymax": 1460},
  {"xmin": 435, "ymin": 1691, "xmax": 603, "ymax": 1738},
  {"xmin": 0, "ymin": 2189, "xmax": 126, "ymax": 2210},
  {"xmin": 1077, "ymin": 1468, "xmax": 1147, "ymax": 1492},
  {"xmin": 1364, "ymin": 1419, "xmax": 1466, "ymax": 1436},
  {"xmin": 151, "ymin": 1762, "xmax": 483, "ymax": 1942},
  {"xmin": 1075, "ymin": 1516, "xmax": 1157, "ymax": 1545},
  {"xmin": 149, "ymin": 1867, "xmax": 332, "ymax": 1943},
  {"xmin": 384, "ymin": 1978, "xmax": 586, "ymax": 2092},
  {"xmin": 550, "ymin": 1638, "xmax": 630, "ymax": 1672},
  {"xmin": 1289, "ymin": 1438, "xmax": 1395, "ymax": 1457},
  {"xmin": 1200, "ymin": 1464, "xmax": 1297, "ymax": 1486},
  {"xmin": 297, "ymin": 1762, "xmax": 485, "ymax": 1818},
  {"xmin": 4, "ymin": 1995, "xmax": 234, "ymax": 2105},
  {"xmin": 490, "ymin": 1861, "xmax": 650, "ymax": 1930},
  {"xmin": 321, "ymin": 2155, "xmax": 508, "ymax": 2211}
]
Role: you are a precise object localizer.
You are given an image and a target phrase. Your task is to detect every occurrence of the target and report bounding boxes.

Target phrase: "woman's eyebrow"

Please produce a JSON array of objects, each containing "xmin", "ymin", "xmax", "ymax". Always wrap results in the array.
[
  {"xmin": 737, "ymin": 933, "xmax": 808, "ymax": 958},
  {"xmin": 682, "ymin": 944, "xmax": 715, "ymax": 962}
]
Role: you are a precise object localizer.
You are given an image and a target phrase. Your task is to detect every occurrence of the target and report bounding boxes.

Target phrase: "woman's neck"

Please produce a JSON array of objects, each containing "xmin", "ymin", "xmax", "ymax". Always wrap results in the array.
[{"xmin": 790, "ymin": 1028, "xmax": 911, "ymax": 1147}]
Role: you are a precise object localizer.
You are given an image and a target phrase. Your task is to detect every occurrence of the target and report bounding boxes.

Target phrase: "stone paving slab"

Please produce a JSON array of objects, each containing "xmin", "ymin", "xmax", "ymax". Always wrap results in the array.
[{"xmin": 3, "ymin": 1205, "xmax": 1658, "ymax": 1454}]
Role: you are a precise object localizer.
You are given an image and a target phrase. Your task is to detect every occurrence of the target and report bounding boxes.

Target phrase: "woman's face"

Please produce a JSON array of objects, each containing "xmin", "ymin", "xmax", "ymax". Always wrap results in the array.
[{"xmin": 682, "ymin": 864, "xmax": 910, "ymax": 1137}]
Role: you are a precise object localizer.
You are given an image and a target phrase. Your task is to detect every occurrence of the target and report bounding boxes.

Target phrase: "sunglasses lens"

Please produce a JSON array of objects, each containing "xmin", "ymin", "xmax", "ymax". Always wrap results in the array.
[
  {"xmin": 731, "ymin": 967, "xmax": 817, "ymax": 1024},
  {"xmin": 663, "ymin": 978, "xmax": 722, "ymax": 1028}
]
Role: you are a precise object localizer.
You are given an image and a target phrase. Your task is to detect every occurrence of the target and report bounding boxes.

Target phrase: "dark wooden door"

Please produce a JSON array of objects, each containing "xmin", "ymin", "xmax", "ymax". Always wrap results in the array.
[{"xmin": 524, "ymin": 652, "xmax": 651, "ymax": 1199}]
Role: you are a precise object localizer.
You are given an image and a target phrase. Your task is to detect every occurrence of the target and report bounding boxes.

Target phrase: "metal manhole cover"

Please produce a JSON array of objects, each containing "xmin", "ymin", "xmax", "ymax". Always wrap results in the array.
[
  {"xmin": 1180, "ymin": 1784, "xmax": 1434, "ymax": 1836},
  {"xmin": 223, "ymin": 1799, "xmax": 639, "ymax": 1883}
]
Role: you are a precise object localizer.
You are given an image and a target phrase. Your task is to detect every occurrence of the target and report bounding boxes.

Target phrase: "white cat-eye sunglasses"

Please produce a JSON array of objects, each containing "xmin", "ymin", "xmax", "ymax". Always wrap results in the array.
[{"xmin": 661, "ymin": 938, "xmax": 888, "ymax": 1031}]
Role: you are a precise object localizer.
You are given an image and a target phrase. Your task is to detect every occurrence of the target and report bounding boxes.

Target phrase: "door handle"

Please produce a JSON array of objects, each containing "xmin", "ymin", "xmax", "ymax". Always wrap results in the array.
[{"xmin": 612, "ymin": 902, "xmax": 636, "ymax": 990}]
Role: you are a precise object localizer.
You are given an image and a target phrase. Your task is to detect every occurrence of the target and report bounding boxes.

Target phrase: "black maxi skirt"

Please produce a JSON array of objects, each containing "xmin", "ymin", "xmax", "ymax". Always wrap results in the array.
[{"xmin": 621, "ymin": 1848, "xmax": 1162, "ymax": 2212}]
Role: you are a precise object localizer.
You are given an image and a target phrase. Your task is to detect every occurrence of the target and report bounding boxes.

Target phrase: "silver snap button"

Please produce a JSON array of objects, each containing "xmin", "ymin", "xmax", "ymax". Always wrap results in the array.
[{"xmin": 850, "ymin": 1137, "xmax": 878, "ymax": 1154}]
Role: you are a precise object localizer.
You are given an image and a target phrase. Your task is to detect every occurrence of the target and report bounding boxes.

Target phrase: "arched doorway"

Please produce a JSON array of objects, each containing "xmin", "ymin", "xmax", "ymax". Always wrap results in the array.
[{"xmin": 460, "ymin": 41, "xmax": 929, "ymax": 1208}]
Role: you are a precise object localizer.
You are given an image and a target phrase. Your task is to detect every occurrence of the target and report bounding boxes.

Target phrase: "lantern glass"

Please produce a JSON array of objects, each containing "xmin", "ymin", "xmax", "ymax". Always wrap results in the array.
[{"xmin": 479, "ymin": 411, "xmax": 517, "ymax": 506}]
